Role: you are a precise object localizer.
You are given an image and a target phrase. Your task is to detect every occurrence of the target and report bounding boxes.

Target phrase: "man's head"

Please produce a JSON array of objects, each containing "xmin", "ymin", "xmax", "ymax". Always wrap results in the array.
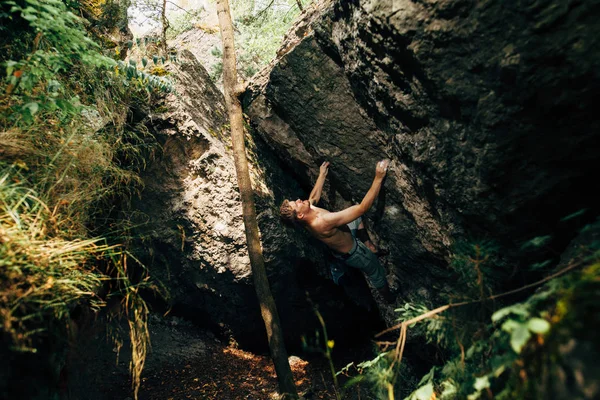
[{"xmin": 279, "ymin": 199, "xmax": 310, "ymax": 224}]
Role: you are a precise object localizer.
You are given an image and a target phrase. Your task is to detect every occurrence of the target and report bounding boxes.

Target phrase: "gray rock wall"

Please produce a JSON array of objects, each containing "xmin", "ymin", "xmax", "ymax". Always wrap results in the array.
[
  {"xmin": 243, "ymin": 0, "xmax": 600, "ymax": 304},
  {"xmin": 136, "ymin": 0, "xmax": 600, "ymax": 346},
  {"xmin": 134, "ymin": 49, "xmax": 380, "ymax": 349}
]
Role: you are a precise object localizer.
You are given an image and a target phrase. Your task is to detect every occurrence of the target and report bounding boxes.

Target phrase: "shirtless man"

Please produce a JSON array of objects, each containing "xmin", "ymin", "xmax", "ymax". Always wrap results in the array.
[{"xmin": 279, "ymin": 160, "xmax": 395, "ymax": 303}]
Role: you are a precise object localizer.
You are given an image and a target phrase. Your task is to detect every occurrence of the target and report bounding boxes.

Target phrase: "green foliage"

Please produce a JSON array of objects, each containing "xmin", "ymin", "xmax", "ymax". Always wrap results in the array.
[
  {"xmin": 0, "ymin": 0, "xmax": 173, "ymax": 398},
  {"xmin": 404, "ymin": 225, "xmax": 600, "ymax": 400},
  {"xmin": 0, "ymin": 173, "xmax": 157, "ymax": 354},
  {"xmin": 166, "ymin": 7, "xmax": 205, "ymax": 39},
  {"xmin": 210, "ymin": 61, "xmax": 224, "ymax": 83},
  {"xmin": 341, "ymin": 225, "xmax": 600, "ymax": 399},
  {"xmin": 1, "ymin": 0, "xmax": 173, "ymax": 126},
  {"xmin": 449, "ymin": 240, "xmax": 500, "ymax": 302},
  {"xmin": 1, "ymin": 0, "xmax": 115, "ymax": 119},
  {"xmin": 520, "ymin": 235, "xmax": 552, "ymax": 250},
  {"xmin": 116, "ymin": 60, "xmax": 174, "ymax": 93},
  {"xmin": 337, "ymin": 350, "xmax": 418, "ymax": 400},
  {"xmin": 204, "ymin": 0, "xmax": 311, "ymax": 82}
]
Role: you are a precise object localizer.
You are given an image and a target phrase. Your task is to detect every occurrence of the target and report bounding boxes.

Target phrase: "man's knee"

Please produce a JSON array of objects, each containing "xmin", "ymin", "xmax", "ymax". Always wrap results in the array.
[{"xmin": 364, "ymin": 257, "xmax": 387, "ymax": 288}]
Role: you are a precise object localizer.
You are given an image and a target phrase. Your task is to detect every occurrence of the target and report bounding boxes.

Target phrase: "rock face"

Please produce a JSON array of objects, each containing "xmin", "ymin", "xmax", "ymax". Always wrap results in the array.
[
  {"xmin": 134, "ymin": 49, "xmax": 382, "ymax": 350},
  {"xmin": 243, "ymin": 0, "xmax": 600, "ymax": 304},
  {"xmin": 136, "ymin": 0, "xmax": 600, "ymax": 350}
]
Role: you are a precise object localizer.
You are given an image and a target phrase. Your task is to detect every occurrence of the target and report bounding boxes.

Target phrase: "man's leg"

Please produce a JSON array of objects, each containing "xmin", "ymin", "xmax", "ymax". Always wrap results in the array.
[{"xmin": 345, "ymin": 241, "xmax": 396, "ymax": 303}]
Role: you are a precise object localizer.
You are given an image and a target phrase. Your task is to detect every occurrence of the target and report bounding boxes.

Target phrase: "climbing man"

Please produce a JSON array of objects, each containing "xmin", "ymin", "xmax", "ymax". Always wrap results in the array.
[{"xmin": 279, "ymin": 160, "xmax": 395, "ymax": 303}]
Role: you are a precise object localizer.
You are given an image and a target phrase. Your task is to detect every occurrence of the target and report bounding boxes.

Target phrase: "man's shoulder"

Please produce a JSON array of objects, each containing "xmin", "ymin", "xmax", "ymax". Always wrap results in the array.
[
  {"xmin": 306, "ymin": 211, "xmax": 327, "ymax": 228},
  {"xmin": 311, "ymin": 205, "xmax": 330, "ymax": 214}
]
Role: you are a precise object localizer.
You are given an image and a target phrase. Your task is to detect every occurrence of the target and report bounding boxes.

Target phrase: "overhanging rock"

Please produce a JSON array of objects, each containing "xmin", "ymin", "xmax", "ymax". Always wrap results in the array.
[
  {"xmin": 133, "ymin": 49, "xmax": 381, "ymax": 349},
  {"xmin": 243, "ymin": 0, "xmax": 600, "ymax": 306}
]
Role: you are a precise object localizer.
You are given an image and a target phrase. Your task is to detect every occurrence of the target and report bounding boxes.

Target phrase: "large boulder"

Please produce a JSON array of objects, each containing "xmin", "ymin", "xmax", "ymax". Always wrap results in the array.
[
  {"xmin": 134, "ymin": 49, "xmax": 381, "ymax": 350},
  {"xmin": 243, "ymin": 0, "xmax": 600, "ymax": 308}
]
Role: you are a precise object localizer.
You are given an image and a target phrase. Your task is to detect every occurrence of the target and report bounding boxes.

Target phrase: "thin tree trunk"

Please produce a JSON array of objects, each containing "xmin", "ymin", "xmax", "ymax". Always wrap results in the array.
[
  {"xmin": 161, "ymin": 0, "xmax": 169, "ymax": 54},
  {"xmin": 215, "ymin": 0, "xmax": 298, "ymax": 398},
  {"xmin": 295, "ymin": 0, "xmax": 303, "ymax": 11}
]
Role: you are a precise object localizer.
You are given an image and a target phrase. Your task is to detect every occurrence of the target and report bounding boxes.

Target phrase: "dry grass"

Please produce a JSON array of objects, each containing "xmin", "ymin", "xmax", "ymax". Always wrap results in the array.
[
  {"xmin": 0, "ymin": 4, "xmax": 161, "ymax": 397},
  {"xmin": 0, "ymin": 175, "xmax": 109, "ymax": 351},
  {"xmin": 1, "ymin": 85, "xmax": 155, "ymax": 398}
]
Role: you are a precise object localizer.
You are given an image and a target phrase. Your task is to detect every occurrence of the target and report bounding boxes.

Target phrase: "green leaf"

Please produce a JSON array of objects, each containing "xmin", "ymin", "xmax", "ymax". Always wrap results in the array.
[
  {"xmin": 474, "ymin": 375, "xmax": 490, "ymax": 391},
  {"xmin": 529, "ymin": 259, "xmax": 552, "ymax": 270},
  {"xmin": 510, "ymin": 323, "xmax": 531, "ymax": 353},
  {"xmin": 47, "ymin": 79, "xmax": 61, "ymax": 92},
  {"xmin": 335, "ymin": 362, "xmax": 354, "ymax": 376},
  {"xmin": 417, "ymin": 366, "xmax": 435, "ymax": 386},
  {"xmin": 142, "ymin": 57, "xmax": 148, "ymax": 67},
  {"xmin": 440, "ymin": 380, "xmax": 458, "ymax": 399},
  {"xmin": 410, "ymin": 382, "xmax": 434, "ymax": 400},
  {"xmin": 493, "ymin": 365, "xmax": 506, "ymax": 378},
  {"xmin": 560, "ymin": 208, "xmax": 587, "ymax": 222},
  {"xmin": 521, "ymin": 235, "xmax": 552, "ymax": 250},
  {"xmin": 527, "ymin": 318, "xmax": 550, "ymax": 334},
  {"xmin": 5, "ymin": 61, "xmax": 16, "ymax": 77},
  {"xmin": 23, "ymin": 102, "xmax": 39, "ymax": 116},
  {"xmin": 356, "ymin": 352, "xmax": 387, "ymax": 369},
  {"xmin": 466, "ymin": 344, "xmax": 475, "ymax": 359},
  {"xmin": 492, "ymin": 303, "xmax": 529, "ymax": 322},
  {"xmin": 501, "ymin": 319, "xmax": 520, "ymax": 333}
]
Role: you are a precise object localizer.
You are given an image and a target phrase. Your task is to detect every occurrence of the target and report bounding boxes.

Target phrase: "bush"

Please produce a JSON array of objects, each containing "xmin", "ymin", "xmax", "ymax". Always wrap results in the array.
[{"xmin": 0, "ymin": 0, "xmax": 169, "ymax": 398}]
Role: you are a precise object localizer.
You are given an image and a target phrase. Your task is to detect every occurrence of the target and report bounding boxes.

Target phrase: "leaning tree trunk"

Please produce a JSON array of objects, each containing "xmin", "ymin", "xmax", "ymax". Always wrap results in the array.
[
  {"xmin": 160, "ymin": 0, "xmax": 169, "ymax": 54},
  {"xmin": 215, "ymin": 0, "xmax": 298, "ymax": 398}
]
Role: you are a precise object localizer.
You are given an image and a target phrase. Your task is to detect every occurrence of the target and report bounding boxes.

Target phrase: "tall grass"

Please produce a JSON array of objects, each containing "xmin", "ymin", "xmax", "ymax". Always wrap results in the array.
[
  {"xmin": 1, "ymin": 60, "xmax": 159, "ymax": 400},
  {"xmin": 0, "ymin": 116, "xmax": 156, "ymax": 398},
  {"xmin": 0, "ymin": 1, "xmax": 169, "ymax": 397},
  {"xmin": 0, "ymin": 174, "xmax": 108, "ymax": 352}
]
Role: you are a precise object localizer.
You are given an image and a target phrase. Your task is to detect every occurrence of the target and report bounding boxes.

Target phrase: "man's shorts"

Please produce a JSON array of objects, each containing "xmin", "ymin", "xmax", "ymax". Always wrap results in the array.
[{"xmin": 330, "ymin": 217, "xmax": 387, "ymax": 289}]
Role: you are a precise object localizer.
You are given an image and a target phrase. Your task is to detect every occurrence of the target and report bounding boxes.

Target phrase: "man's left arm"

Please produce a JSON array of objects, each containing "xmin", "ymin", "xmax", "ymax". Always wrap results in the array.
[{"xmin": 309, "ymin": 161, "xmax": 329, "ymax": 205}]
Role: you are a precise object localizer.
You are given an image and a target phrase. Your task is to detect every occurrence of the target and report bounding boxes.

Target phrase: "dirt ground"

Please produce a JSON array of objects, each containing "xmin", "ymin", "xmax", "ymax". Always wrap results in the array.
[
  {"xmin": 133, "ymin": 341, "xmax": 340, "ymax": 400},
  {"xmin": 65, "ymin": 313, "xmax": 378, "ymax": 400}
]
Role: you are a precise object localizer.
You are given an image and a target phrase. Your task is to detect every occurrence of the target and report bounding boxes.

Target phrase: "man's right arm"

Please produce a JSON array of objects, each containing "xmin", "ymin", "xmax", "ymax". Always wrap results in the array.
[{"xmin": 321, "ymin": 160, "xmax": 389, "ymax": 228}]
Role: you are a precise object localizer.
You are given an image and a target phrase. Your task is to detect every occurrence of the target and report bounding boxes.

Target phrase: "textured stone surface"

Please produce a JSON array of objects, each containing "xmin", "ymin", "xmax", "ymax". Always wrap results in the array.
[
  {"xmin": 136, "ymin": 0, "xmax": 600, "ymax": 345},
  {"xmin": 243, "ymin": 0, "xmax": 600, "ymax": 314},
  {"xmin": 134, "ymin": 49, "xmax": 381, "ymax": 349}
]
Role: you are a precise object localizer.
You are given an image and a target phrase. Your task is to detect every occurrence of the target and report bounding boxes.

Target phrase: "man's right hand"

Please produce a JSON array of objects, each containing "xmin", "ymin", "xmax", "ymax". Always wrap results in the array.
[
  {"xmin": 319, "ymin": 161, "xmax": 330, "ymax": 176},
  {"xmin": 375, "ymin": 159, "xmax": 390, "ymax": 179}
]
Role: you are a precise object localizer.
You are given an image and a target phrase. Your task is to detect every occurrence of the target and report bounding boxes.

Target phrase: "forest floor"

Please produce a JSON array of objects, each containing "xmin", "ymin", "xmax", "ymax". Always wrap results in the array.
[
  {"xmin": 66, "ymin": 313, "xmax": 376, "ymax": 400},
  {"xmin": 129, "ymin": 339, "xmax": 354, "ymax": 400}
]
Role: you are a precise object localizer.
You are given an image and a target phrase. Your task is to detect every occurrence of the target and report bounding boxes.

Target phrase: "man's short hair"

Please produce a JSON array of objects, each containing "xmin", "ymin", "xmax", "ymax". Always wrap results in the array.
[{"xmin": 279, "ymin": 199, "xmax": 297, "ymax": 224}]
